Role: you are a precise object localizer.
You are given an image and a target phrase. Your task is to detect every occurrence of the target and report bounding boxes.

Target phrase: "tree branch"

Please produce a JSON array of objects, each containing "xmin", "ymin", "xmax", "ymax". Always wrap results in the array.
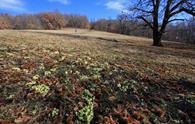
[
  {"xmin": 168, "ymin": 18, "xmax": 185, "ymax": 23},
  {"xmin": 182, "ymin": 8, "xmax": 195, "ymax": 16},
  {"xmin": 170, "ymin": 0, "xmax": 186, "ymax": 12},
  {"xmin": 133, "ymin": 8, "xmax": 153, "ymax": 13},
  {"xmin": 171, "ymin": 7, "xmax": 195, "ymax": 16},
  {"xmin": 138, "ymin": 16, "xmax": 154, "ymax": 29},
  {"xmin": 160, "ymin": 0, "xmax": 172, "ymax": 33}
]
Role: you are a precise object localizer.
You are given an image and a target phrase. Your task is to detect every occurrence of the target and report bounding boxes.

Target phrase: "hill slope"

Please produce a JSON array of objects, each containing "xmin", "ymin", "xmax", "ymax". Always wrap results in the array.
[{"xmin": 0, "ymin": 29, "xmax": 195, "ymax": 123}]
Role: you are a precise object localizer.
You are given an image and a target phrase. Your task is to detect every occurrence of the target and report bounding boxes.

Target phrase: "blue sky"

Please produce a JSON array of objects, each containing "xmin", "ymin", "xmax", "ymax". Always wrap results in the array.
[{"xmin": 0, "ymin": 0, "xmax": 128, "ymax": 20}]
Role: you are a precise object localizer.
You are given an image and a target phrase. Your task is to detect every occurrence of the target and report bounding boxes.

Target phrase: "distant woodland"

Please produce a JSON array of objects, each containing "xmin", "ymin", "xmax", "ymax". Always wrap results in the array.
[{"xmin": 0, "ymin": 12, "xmax": 194, "ymax": 44}]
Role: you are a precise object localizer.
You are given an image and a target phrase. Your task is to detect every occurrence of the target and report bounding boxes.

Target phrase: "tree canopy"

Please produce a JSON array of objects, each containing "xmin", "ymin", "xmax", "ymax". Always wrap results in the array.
[{"xmin": 129, "ymin": 0, "xmax": 195, "ymax": 46}]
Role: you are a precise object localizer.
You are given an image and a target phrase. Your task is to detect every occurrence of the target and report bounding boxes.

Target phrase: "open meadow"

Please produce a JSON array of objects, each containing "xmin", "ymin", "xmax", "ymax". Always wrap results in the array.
[{"xmin": 0, "ymin": 29, "xmax": 195, "ymax": 123}]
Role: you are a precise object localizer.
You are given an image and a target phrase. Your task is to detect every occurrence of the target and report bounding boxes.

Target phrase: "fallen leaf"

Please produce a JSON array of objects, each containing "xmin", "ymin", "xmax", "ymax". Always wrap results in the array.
[
  {"xmin": 66, "ymin": 113, "xmax": 74, "ymax": 124},
  {"xmin": 108, "ymin": 96, "xmax": 117, "ymax": 101},
  {"xmin": 0, "ymin": 119, "xmax": 13, "ymax": 124},
  {"xmin": 152, "ymin": 107, "xmax": 166, "ymax": 118},
  {"xmin": 14, "ymin": 115, "xmax": 31, "ymax": 124},
  {"xmin": 133, "ymin": 111, "xmax": 144, "ymax": 121}
]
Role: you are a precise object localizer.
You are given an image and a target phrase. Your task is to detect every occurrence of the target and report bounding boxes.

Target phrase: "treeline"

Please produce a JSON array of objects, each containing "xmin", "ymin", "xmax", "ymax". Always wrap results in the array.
[
  {"xmin": 91, "ymin": 15, "xmax": 195, "ymax": 44},
  {"xmin": 0, "ymin": 12, "xmax": 194, "ymax": 44},
  {"xmin": 0, "ymin": 12, "xmax": 89, "ymax": 30}
]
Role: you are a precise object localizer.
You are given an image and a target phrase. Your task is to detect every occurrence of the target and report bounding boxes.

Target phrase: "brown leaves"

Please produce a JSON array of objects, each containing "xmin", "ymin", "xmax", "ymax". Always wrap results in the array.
[
  {"xmin": 103, "ymin": 116, "xmax": 118, "ymax": 124},
  {"xmin": 108, "ymin": 96, "xmax": 117, "ymax": 102},
  {"xmin": 113, "ymin": 106, "xmax": 141, "ymax": 124},
  {"xmin": 0, "ymin": 119, "xmax": 14, "ymax": 124},
  {"xmin": 39, "ymin": 12, "xmax": 66, "ymax": 30},
  {"xmin": 66, "ymin": 113, "xmax": 74, "ymax": 124},
  {"xmin": 151, "ymin": 107, "xmax": 166, "ymax": 118},
  {"xmin": 0, "ymin": 30, "xmax": 195, "ymax": 124},
  {"xmin": 21, "ymin": 61, "xmax": 36, "ymax": 71},
  {"xmin": 133, "ymin": 112, "xmax": 144, "ymax": 121},
  {"xmin": 14, "ymin": 115, "xmax": 31, "ymax": 124}
]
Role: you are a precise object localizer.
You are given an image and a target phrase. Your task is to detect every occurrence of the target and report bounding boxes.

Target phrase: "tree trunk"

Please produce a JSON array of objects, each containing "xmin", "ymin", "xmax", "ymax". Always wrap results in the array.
[{"xmin": 153, "ymin": 30, "xmax": 163, "ymax": 46}]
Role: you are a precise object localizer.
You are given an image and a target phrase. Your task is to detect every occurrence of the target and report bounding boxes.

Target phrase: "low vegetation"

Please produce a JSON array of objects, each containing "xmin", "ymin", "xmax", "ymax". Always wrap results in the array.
[{"xmin": 0, "ymin": 30, "xmax": 195, "ymax": 123}]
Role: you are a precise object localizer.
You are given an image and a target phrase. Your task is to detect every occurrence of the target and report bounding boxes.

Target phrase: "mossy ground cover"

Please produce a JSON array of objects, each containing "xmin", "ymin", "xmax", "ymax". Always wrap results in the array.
[{"xmin": 0, "ymin": 30, "xmax": 195, "ymax": 123}]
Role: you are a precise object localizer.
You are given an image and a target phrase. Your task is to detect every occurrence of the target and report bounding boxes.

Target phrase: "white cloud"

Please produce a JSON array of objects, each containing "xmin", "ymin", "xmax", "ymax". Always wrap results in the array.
[
  {"xmin": 0, "ymin": 0, "xmax": 25, "ymax": 11},
  {"xmin": 48, "ymin": 0, "xmax": 69, "ymax": 5},
  {"xmin": 105, "ymin": 0, "xmax": 127, "ymax": 11}
]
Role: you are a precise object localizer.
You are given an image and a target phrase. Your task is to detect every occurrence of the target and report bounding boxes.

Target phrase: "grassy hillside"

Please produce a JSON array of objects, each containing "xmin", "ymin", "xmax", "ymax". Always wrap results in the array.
[{"xmin": 0, "ymin": 29, "xmax": 195, "ymax": 124}]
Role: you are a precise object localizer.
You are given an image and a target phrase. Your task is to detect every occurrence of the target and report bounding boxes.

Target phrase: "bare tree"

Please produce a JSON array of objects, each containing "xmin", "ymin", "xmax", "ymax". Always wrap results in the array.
[
  {"xmin": 65, "ymin": 14, "xmax": 90, "ymax": 32},
  {"xmin": 117, "ymin": 14, "xmax": 129, "ymax": 34},
  {"xmin": 91, "ymin": 19, "xmax": 117, "ymax": 32},
  {"xmin": 0, "ymin": 14, "xmax": 14, "ymax": 29},
  {"xmin": 14, "ymin": 14, "xmax": 43, "ymax": 29},
  {"xmin": 129, "ymin": 0, "xmax": 195, "ymax": 46}
]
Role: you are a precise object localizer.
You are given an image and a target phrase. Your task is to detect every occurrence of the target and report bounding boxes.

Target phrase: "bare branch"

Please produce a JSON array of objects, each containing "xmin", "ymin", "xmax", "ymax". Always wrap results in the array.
[
  {"xmin": 182, "ymin": 8, "xmax": 195, "ymax": 16},
  {"xmin": 168, "ymin": 18, "xmax": 185, "ymax": 23},
  {"xmin": 170, "ymin": 7, "xmax": 195, "ymax": 16},
  {"xmin": 138, "ymin": 16, "xmax": 154, "ymax": 29},
  {"xmin": 160, "ymin": 0, "xmax": 172, "ymax": 33},
  {"xmin": 132, "ymin": 8, "xmax": 153, "ymax": 13},
  {"xmin": 170, "ymin": 0, "xmax": 186, "ymax": 12}
]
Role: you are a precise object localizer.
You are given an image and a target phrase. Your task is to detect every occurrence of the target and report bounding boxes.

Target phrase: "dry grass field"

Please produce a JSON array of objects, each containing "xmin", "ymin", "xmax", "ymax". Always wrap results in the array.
[{"xmin": 0, "ymin": 29, "xmax": 195, "ymax": 124}]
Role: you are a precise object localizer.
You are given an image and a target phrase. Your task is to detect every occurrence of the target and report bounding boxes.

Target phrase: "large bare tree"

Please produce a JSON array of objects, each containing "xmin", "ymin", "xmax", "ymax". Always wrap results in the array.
[{"xmin": 129, "ymin": 0, "xmax": 195, "ymax": 46}]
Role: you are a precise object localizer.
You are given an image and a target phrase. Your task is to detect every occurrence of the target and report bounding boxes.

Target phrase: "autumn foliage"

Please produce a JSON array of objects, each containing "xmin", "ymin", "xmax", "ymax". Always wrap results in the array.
[
  {"xmin": 39, "ymin": 12, "xmax": 66, "ymax": 30},
  {"xmin": 0, "ymin": 12, "xmax": 90, "ymax": 30}
]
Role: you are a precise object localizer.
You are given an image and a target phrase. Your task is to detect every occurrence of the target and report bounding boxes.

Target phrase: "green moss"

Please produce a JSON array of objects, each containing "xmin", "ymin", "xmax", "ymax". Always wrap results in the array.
[
  {"xmin": 33, "ymin": 75, "xmax": 40, "ymax": 80},
  {"xmin": 86, "ymin": 82, "xmax": 99, "ymax": 92},
  {"xmin": 32, "ymin": 105, "xmax": 39, "ymax": 115},
  {"xmin": 77, "ymin": 103, "xmax": 93, "ymax": 124},
  {"xmin": 44, "ymin": 71, "xmax": 52, "ymax": 77},
  {"xmin": 77, "ymin": 90, "xmax": 94, "ymax": 124},
  {"xmin": 26, "ymin": 82, "xmax": 50, "ymax": 96},
  {"xmin": 64, "ymin": 79, "xmax": 74, "ymax": 92},
  {"xmin": 186, "ymin": 95, "xmax": 195, "ymax": 105},
  {"xmin": 49, "ymin": 108, "xmax": 59, "ymax": 118},
  {"xmin": 80, "ymin": 75, "xmax": 89, "ymax": 81},
  {"xmin": 26, "ymin": 81, "xmax": 36, "ymax": 87},
  {"xmin": 118, "ymin": 79, "xmax": 138, "ymax": 92},
  {"xmin": 82, "ymin": 89, "xmax": 94, "ymax": 103}
]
